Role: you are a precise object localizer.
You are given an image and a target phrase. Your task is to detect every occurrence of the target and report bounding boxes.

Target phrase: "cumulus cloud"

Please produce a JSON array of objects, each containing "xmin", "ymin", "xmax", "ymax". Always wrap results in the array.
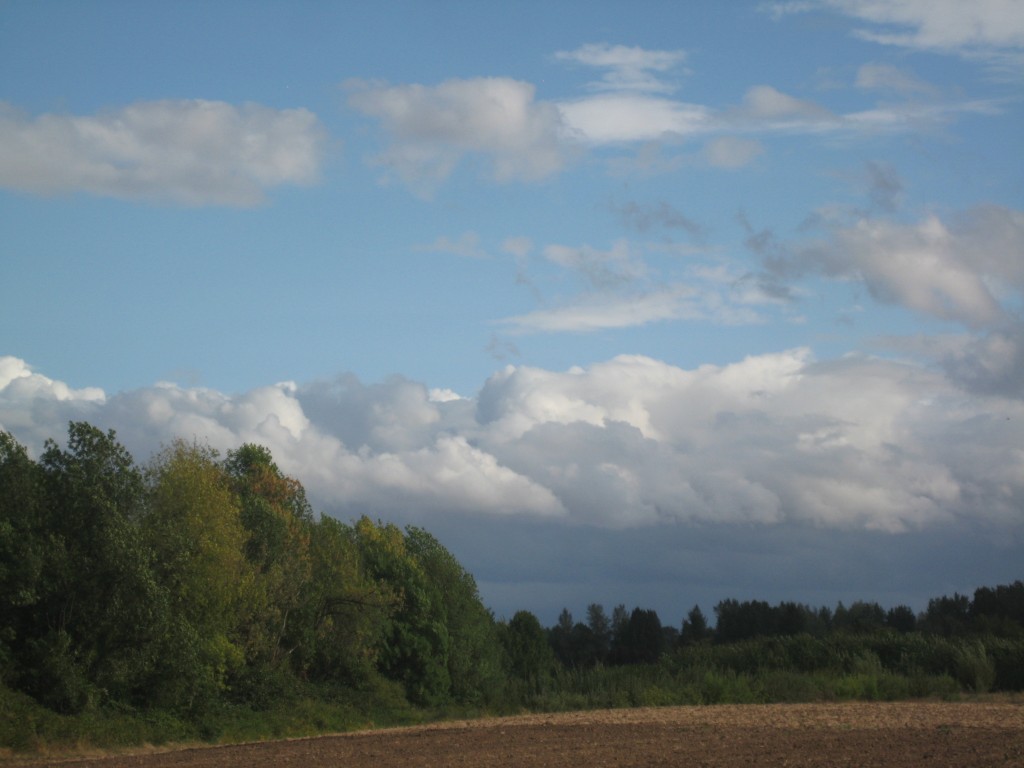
[
  {"xmin": 2, "ymin": 353, "xmax": 1022, "ymax": 536},
  {"xmin": 0, "ymin": 100, "xmax": 326, "ymax": 206},
  {"xmin": 766, "ymin": 206, "xmax": 1024, "ymax": 329},
  {"xmin": 345, "ymin": 77, "xmax": 570, "ymax": 190}
]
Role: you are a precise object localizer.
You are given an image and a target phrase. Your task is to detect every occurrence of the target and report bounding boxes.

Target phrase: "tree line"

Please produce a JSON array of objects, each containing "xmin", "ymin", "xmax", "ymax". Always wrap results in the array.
[
  {"xmin": 538, "ymin": 581, "xmax": 1024, "ymax": 673},
  {"xmin": 1, "ymin": 422, "xmax": 1022, "ymax": 749},
  {"xmin": 1, "ymin": 422, "xmax": 505, "ymax": 717}
]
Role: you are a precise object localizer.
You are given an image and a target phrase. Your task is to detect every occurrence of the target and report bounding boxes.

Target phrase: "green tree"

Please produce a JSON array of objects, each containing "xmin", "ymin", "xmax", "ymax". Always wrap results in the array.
[
  {"xmin": 404, "ymin": 526, "xmax": 504, "ymax": 704},
  {"xmin": 611, "ymin": 608, "xmax": 664, "ymax": 664},
  {"xmin": 714, "ymin": 599, "xmax": 774, "ymax": 642},
  {"xmin": 586, "ymin": 603, "xmax": 611, "ymax": 662},
  {"xmin": 835, "ymin": 601, "xmax": 886, "ymax": 634},
  {"xmin": 141, "ymin": 440, "xmax": 249, "ymax": 710},
  {"xmin": 921, "ymin": 594, "xmax": 972, "ymax": 637},
  {"xmin": 611, "ymin": 604, "xmax": 630, "ymax": 646},
  {"xmin": 0, "ymin": 432, "xmax": 48, "ymax": 686},
  {"xmin": 351, "ymin": 517, "xmax": 449, "ymax": 704},
  {"xmin": 32, "ymin": 422, "xmax": 163, "ymax": 711},
  {"xmin": 550, "ymin": 609, "xmax": 603, "ymax": 669},
  {"xmin": 885, "ymin": 605, "xmax": 917, "ymax": 634},
  {"xmin": 292, "ymin": 516, "xmax": 392, "ymax": 685},
  {"xmin": 971, "ymin": 582, "xmax": 1024, "ymax": 636},
  {"xmin": 680, "ymin": 605, "xmax": 711, "ymax": 646},
  {"xmin": 224, "ymin": 444, "xmax": 314, "ymax": 678},
  {"xmin": 549, "ymin": 608, "xmax": 575, "ymax": 667},
  {"xmin": 499, "ymin": 611, "xmax": 553, "ymax": 692}
]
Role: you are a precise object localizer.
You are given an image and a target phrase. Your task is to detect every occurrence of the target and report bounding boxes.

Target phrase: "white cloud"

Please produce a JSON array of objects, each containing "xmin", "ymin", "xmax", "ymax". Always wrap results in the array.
[
  {"xmin": 554, "ymin": 43, "xmax": 688, "ymax": 94},
  {"xmin": 346, "ymin": 77, "xmax": 570, "ymax": 190},
  {"xmin": 501, "ymin": 231, "xmax": 788, "ymax": 335},
  {"xmin": 558, "ymin": 94, "xmax": 711, "ymax": 144},
  {"xmin": 703, "ymin": 136, "xmax": 765, "ymax": 168},
  {"xmin": 855, "ymin": 63, "xmax": 937, "ymax": 94},
  {"xmin": 834, "ymin": 0, "xmax": 1024, "ymax": 54},
  {"xmin": 562, "ymin": 82, "xmax": 993, "ymax": 154},
  {"xmin": 497, "ymin": 285, "xmax": 702, "ymax": 333},
  {"xmin": 2, "ymin": 353, "xmax": 1023, "ymax": 535},
  {"xmin": 497, "ymin": 278, "xmax": 770, "ymax": 334},
  {"xmin": 0, "ymin": 100, "xmax": 326, "ymax": 206},
  {"xmin": 476, "ymin": 351, "xmax": 1023, "ymax": 530},
  {"xmin": 776, "ymin": 206, "xmax": 1024, "ymax": 329},
  {"xmin": 418, "ymin": 231, "xmax": 488, "ymax": 259},
  {"xmin": 428, "ymin": 388, "xmax": 465, "ymax": 403},
  {"xmin": 543, "ymin": 239, "xmax": 648, "ymax": 289},
  {"xmin": 0, "ymin": 357, "xmax": 104, "ymax": 402},
  {"xmin": 501, "ymin": 236, "xmax": 534, "ymax": 260},
  {"xmin": 766, "ymin": 0, "xmax": 1024, "ymax": 70},
  {"xmin": 879, "ymin": 324, "xmax": 1024, "ymax": 399},
  {"xmin": 741, "ymin": 85, "xmax": 833, "ymax": 120},
  {"xmin": 347, "ymin": 44, "xmax": 1004, "ymax": 192}
]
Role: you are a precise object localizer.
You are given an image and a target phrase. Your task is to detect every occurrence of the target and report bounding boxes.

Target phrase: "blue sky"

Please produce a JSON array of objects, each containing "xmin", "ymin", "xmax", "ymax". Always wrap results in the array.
[{"xmin": 2, "ymin": 1, "xmax": 1022, "ymax": 624}]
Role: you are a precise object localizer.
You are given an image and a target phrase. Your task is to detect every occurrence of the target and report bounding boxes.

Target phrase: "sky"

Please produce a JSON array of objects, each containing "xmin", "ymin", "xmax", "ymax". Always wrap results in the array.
[{"xmin": 1, "ymin": 0, "xmax": 1022, "ymax": 626}]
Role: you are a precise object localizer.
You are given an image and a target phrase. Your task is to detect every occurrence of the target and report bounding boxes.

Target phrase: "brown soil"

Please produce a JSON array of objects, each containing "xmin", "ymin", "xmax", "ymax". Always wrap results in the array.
[{"xmin": 13, "ymin": 702, "xmax": 1024, "ymax": 767}]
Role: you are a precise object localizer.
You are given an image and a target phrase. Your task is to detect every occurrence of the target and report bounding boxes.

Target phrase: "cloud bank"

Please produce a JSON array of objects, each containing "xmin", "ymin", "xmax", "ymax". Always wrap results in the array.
[{"xmin": 3, "ymin": 348, "xmax": 1021, "ymax": 537}]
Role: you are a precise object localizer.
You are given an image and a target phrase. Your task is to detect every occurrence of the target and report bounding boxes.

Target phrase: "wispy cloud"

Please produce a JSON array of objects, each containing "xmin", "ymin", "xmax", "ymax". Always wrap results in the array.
[
  {"xmin": 417, "ymin": 231, "xmax": 489, "ymax": 259},
  {"xmin": 497, "ymin": 275, "xmax": 772, "ymax": 334},
  {"xmin": 764, "ymin": 0, "xmax": 1024, "ymax": 72},
  {"xmin": 543, "ymin": 239, "xmax": 648, "ymax": 289},
  {"xmin": 497, "ymin": 285, "xmax": 700, "ymax": 333},
  {"xmin": 613, "ymin": 200, "xmax": 703, "ymax": 236},
  {"xmin": 702, "ymin": 136, "xmax": 765, "ymax": 169},
  {"xmin": 855, "ymin": 62, "xmax": 938, "ymax": 94},
  {"xmin": 554, "ymin": 43, "xmax": 688, "ymax": 94}
]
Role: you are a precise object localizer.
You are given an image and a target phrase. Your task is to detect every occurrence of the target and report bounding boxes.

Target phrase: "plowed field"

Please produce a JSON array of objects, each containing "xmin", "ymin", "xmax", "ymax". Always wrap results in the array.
[{"xmin": 14, "ymin": 701, "xmax": 1024, "ymax": 767}]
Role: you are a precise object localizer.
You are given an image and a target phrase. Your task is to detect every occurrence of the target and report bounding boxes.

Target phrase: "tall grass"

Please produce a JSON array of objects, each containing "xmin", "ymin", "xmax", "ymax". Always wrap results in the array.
[{"xmin": 3, "ymin": 631, "xmax": 1019, "ymax": 754}]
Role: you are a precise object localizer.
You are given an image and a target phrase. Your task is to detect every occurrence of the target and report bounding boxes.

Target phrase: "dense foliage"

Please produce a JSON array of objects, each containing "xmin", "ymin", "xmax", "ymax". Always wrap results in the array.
[{"xmin": 1, "ymin": 423, "xmax": 1021, "ymax": 752}]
